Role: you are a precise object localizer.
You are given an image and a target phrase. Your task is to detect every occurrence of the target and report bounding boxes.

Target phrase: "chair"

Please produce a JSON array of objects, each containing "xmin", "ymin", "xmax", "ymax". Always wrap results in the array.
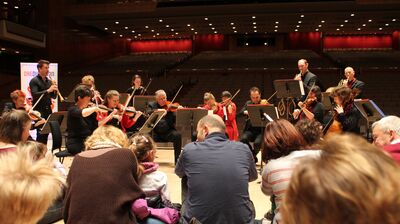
[{"xmin": 49, "ymin": 120, "xmax": 72, "ymax": 163}]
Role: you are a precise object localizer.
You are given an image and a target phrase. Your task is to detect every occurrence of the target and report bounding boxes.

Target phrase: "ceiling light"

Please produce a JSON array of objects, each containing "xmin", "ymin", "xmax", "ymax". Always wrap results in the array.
[
  {"xmin": 124, "ymin": 27, "xmax": 128, "ymax": 29},
  {"xmin": 131, "ymin": 30, "xmax": 135, "ymax": 33},
  {"xmin": 344, "ymin": 20, "xmax": 348, "ymax": 23},
  {"xmin": 166, "ymin": 25, "xmax": 169, "ymax": 28},
  {"xmin": 138, "ymin": 34, "xmax": 141, "ymax": 36},
  {"xmin": 151, "ymin": 29, "xmax": 154, "ymax": 32},
  {"xmin": 159, "ymin": 19, "xmax": 163, "ymax": 22},
  {"xmin": 300, "ymin": 15, "xmax": 304, "ymax": 18},
  {"xmin": 275, "ymin": 21, "xmax": 279, "ymax": 24},
  {"xmin": 245, "ymin": 43, "xmax": 249, "ymax": 46},
  {"xmin": 115, "ymin": 21, "xmax": 119, "ymax": 24},
  {"xmin": 296, "ymin": 25, "xmax": 300, "ymax": 28},
  {"xmin": 298, "ymin": 21, "xmax": 302, "ymax": 24},
  {"xmin": 232, "ymin": 27, "xmax": 236, "ymax": 29},
  {"xmin": 252, "ymin": 16, "xmax": 256, "ymax": 19},
  {"xmin": 119, "ymin": 35, "xmax": 123, "ymax": 37},
  {"xmin": 230, "ymin": 22, "xmax": 234, "ymax": 25},
  {"xmin": 15, "ymin": 51, "xmax": 19, "ymax": 53},
  {"xmin": 204, "ymin": 17, "xmax": 208, "ymax": 20},
  {"xmin": 264, "ymin": 42, "xmax": 268, "ymax": 45},
  {"xmin": 318, "ymin": 24, "xmax": 322, "ymax": 27},
  {"xmin": 171, "ymin": 29, "xmax": 174, "ymax": 31},
  {"xmin": 3, "ymin": 2, "xmax": 8, "ymax": 5},
  {"xmin": 145, "ymin": 26, "xmax": 149, "ymax": 28},
  {"xmin": 234, "ymin": 30, "xmax": 237, "ymax": 33},
  {"xmin": 295, "ymin": 29, "xmax": 298, "ymax": 32},
  {"xmin": 211, "ymin": 27, "xmax": 215, "ymax": 30},
  {"xmin": 340, "ymin": 24, "xmax": 344, "ymax": 27},
  {"xmin": 209, "ymin": 23, "xmax": 213, "ymax": 26},
  {"xmin": 195, "ymin": 32, "xmax": 198, "ymax": 34},
  {"xmin": 153, "ymin": 35, "xmax": 156, "ymax": 38},
  {"xmin": 336, "ymin": 28, "xmax": 340, "ymax": 31},
  {"xmin": 175, "ymin": 32, "xmax": 179, "ymax": 35},
  {"xmin": 134, "ymin": 36, "xmax": 137, "ymax": 39},
  {"xmin": 351, "ymin": 13, "xmax": 355, "ymax": 17},
  {"xmin": 315, "ymin": 29, "xmax": 319, "ymax": 31},
  {"xmin": 1, "ymin": 48, "xmax": 5, "ymax": 50},
  {"xmin": 156, "ymin": 33, "xmax": 159, "ymax": 35},
  {"xmin": 362, "ymin": 24, "xmax": 366, "ymax": 27},
  {"xmin": 254, "ymin": 30, "xmax": 257, "ymax": 33},
  {"xmin": 379, "ymin": 27, "xmax": 383, "ymax": 30},
  {"xmin": 112, "ymin": 31, "xmax": 116, "ymax": 34},
  {"xmin": 104, "ymin": 27, "xmax": 108, "ymax": 30},
  {"xmin": 392, "ymin": 19, "xmax": 396, "ymax": 22},
  {"xmin": 274, "ymin": 29, "xmax": 278, "ymax": 32},
  {"xmin": 368, "ymin": 19, "xmax": 372, "ymax": 22},
  {"xmin": 357, "ymin": 28, "xmax": 361, "ymax": 30},
  {"xmin": 253, "ymin": 26, "xmax": 257, "ymax": 29},
  {"xmin": 275, "ymin": 26, "xmax": 278, "ymax": 28},
  {"xmin": 214, "ymin": 31, "xmax": 218, "ymax": 33},
  {"xmin": 191, "ymin": 28, "xmax": 194, "ymax": 31},
  {"xmin": 187, "ymin": 24, "xmax": 191, "ymax": 27},
  {"xmin": 321, "ymin": 20, "xmax": 325, "ymax": 23},
  {"xmin": 14, "ymin": 5, "xmax": 18, "ymax": 9},
  {"xmin": 253, "ymin": 22, "xmax": 256, "ymax": 25},
  {"xmin": 385, "ymin": 23, "xmax": 389, "ymax": 26}
]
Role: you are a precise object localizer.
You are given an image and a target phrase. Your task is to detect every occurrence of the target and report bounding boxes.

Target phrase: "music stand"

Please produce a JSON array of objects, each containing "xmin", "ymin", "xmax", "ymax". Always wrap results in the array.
[
  {"xmin": 40, "ymin": 111, "xmax": 67, "ymax": 134},
  {"xmin": 133, "ymin": 95, "xmax": 156, "ymax": 113},
  {"xmin": 247, "ymin": 104, "xmax": 279, "ymax": 127},
  {"xmin": 138, "ymin": 110, "xmax": 166, "ymax": 134},
  {"xmin": 354, "ymin": 99, "xmax": 385, "ymax": 141},
  {"xmin": 273, "ymin": 79, "xmax": 304, "ymax": 120},
  {"xmin": 176, "ymin": 108, "xmax": 208, "ymax": 145},
  {"xmin": 65, "ymin": 84, "xmax": 80, "ymax": 103}
]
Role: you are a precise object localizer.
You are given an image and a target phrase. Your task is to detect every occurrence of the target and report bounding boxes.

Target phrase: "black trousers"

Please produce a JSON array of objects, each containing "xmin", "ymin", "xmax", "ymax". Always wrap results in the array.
[
  {"xmin": 240, "ymin": 130, "xmax": 263, "ymax": 161},
  {"xmin": 153, "ymin": 129, "xmax": 182, "ymax": 164}
]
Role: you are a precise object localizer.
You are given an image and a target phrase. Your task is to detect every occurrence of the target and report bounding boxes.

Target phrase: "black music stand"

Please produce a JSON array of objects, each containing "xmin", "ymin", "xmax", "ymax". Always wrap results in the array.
[
  {"xmin": 138, "ymin": 110, "xmax": 166, "ymax": 134},
  {"xmin": 247, "ymin": 104, "xmax": 279, "ymax": 127},
  {"xmin": 40, "ymin": 111, "xmax": 67, "ymax": 134},
  {"xmin": 273, "ymin": 79, "xmax": 304, "ymax": 120},
  {"xmin": 133, "ymin": 95, "xmax": 156, "ymax": 113},
  {"xmin": 176, "ymin": 108, "xmax": 208, "ymax": 145},
  {"xmin": 354, "ymin": 99, "xmax": 385, "ymax": 141}
]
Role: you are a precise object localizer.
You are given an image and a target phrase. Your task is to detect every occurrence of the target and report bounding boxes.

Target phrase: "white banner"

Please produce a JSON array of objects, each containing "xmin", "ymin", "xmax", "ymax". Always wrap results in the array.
[{"xmin": 20, "ymin": 62, "xmax": 58, "ymax": 112}]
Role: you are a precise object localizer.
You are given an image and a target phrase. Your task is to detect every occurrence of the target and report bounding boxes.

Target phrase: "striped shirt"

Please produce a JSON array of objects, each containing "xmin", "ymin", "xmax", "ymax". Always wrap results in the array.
[{"xmin": 261, "ymin": 150, "xmax": 320, "ymax": 224}]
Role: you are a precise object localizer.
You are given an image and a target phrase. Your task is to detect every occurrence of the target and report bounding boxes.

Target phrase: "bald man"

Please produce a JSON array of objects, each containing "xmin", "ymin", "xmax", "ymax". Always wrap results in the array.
[
  {"xmin": 175, "ymin": 115, "xmax": 257, "ymax": 224},
  {"xmin": 294, "ymin": 59, "xmax": 322, "ymax": 98},
  {"xmin": 338, "ymin": 67, "xmax": 365, "ymax": 98}
]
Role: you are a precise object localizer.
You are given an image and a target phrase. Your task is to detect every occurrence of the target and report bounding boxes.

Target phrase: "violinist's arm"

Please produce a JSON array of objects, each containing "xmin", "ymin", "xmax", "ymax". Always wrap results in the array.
[
  {"xmin": 82, "ymin": 107, "xmax": 99, "ymax": 117},
  {"xmin": 98, "ymin": 110, "xmax": 118, "ymax": 126},
  {"xmin": 301, "ymin": 106, "xmax": 315, "ymax": 120}
]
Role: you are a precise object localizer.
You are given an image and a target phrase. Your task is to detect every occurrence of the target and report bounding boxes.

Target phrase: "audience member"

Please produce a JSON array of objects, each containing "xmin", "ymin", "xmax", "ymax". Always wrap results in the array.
[
  {"xmin": 0, "ymin": 148, "xmax": 64, "ymax": 224},
  {"xmin": 130, "ymin": 134, "xmax": 173, "ymax": 208},
  {"xmin": 0, "ymin": 110, "xmax": 32, "ymax": 153},
  {"xmin": 261, "ymin": 119, "xmax": 318, "ymax": 224},
  {"xmin": 63, "ymin": 126, "xmax": 145, "ymax": 223},
  {"xmin": 175, "ymin": 115, "xmax": 257, "ymax": 224},
  {"xmin": 281, "ymin": 134, "xmax": 400, "ymax": 224},
  {"xmin": 295, "ymin": 119, "xmax": 323, "ymax": 148},
  {"xmin": 372, "ymin": 115, "xmax": 400, "ymax": 164}
]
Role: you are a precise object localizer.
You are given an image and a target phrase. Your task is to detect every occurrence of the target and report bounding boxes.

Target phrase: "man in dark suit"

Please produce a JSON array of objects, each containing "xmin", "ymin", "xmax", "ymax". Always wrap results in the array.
[
  {"xmin": 294, "ymin": 59, "xmax": 321, "ymax": 97},
  {"xmin": 338, "ymin": 67, "xmax": 365, "ymax": 98},
  {"xmin": 29, "ymin": 60, "xmax": 58, "ymax": 144},
  {"xmin": 147, "ymin": 89, "xmax": 182, "ymax": 164}
]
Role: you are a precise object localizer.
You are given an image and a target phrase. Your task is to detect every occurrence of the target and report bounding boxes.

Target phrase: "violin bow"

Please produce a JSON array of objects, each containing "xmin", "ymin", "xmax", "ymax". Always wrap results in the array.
[
  {"xmin": 170, "ymin": 84, "xmax": 183, "ymax": 105},
  {"xmin": 141, "ymin": 78, "xmax": 152, "ymax": 96}
]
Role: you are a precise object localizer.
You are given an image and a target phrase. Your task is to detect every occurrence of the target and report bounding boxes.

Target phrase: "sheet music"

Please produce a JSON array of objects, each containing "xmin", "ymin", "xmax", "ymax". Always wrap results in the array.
[{"xmin": 299, "ymin": 80, "xmax": 305, "ymax": 95}]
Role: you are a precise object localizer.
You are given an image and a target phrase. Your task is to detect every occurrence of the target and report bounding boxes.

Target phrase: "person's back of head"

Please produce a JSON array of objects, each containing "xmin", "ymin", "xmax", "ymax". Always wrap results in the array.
[
  {"xmin": 295, "ymin": 119, "xmax": 323, "ymax": 148},
  {"xmin": 196, "ymin": 115, "xmax": 226, "ymax": 141},
  {"xmin": 0, "ymin": 148, "xmax": 64, "ymax": 224},
  {"xmin": 130, "ymin": 134, "xmax": 156, "ymax": 163},
  {"xmin": 85, "ymin": 125, "xmax": 129, "ymax": 150},
  {"xmin": 18, "ymin": 141, "xmax": 47, "ymax": 161},
  {"xmin": 0, "ymin": 110, "xmax": 32, "ymax": 145},
  {"xmin": 281, "ymin": 134, "xmax": 400, "ymax": 224},
  {"xmin": 262, "ymin": 119, "xmax": 306, "ymax": 162}
]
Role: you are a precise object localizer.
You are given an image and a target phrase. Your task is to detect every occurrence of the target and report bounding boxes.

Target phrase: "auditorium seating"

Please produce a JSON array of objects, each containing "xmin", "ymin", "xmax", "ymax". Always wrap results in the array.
[{"xmin": 326, "ymin": 50, "xmax": 400, "ymax": 68}]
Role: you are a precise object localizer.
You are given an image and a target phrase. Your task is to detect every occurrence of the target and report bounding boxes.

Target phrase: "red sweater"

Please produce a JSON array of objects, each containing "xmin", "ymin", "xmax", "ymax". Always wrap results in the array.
[{"xmin": 384, "ymin": 142, "xmax": 400, "ymax": 164}]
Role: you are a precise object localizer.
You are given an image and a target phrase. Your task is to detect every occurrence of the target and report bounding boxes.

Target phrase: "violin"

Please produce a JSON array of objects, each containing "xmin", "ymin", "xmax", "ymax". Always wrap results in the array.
[
  {"xmin": 98, "ymin": 104, "xmax": 139, "ymax": 117},
  {"xmin": 162, "ymin": 101, "xmax": 181, "ymax": 112}
]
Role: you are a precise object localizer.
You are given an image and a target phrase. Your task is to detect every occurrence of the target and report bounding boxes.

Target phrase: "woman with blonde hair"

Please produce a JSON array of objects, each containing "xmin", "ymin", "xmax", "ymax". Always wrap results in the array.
[
  {"xmin": 64, "ymin": 125, "xmax": 145, "ymax": 224},
  {"xmin": 281, "ymin": 134, "xmax": 400, "ymax": 224}
]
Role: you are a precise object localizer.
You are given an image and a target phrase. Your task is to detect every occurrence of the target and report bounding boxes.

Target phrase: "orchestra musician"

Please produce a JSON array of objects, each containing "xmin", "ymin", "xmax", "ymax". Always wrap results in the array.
[
  {"xmin": 294, "ymin": 59, "xmax": 321, "ymax": 99},
  {"xmin": 66, "ymin": 85, "xmax": 100, "ymax": 155},
  {"xmin": 292, "ymin": 86, "xmax": 325, "ymax": 125},
  {"xmin": 2, "ymin": 90, "xmax": 46, "ymax": 129},
  {"xmin": 218, "ymin": 91, "xmax": 239, "ymax": 141},
  {"xmin": 338, "ymin": 67, "xmax": 365, "ymax": 98},
  {"xmin": 147, "ymin": 89, "xmax": 182, "ymax": 164},
  {"xmin": 29, "ymin": 60, "xmax": 58, "ymax": 144},
  {"xmin": 328, "ymin": 86, "xmax": 361, "ymax": 134},
  {"xmin": 126, "ymin": 74, "xmax": 147, "ymax": 96},
  {"xmin": 96, "ymin": 90, "xmax": 142, "ymax": 132},
  {"xmin": 238, "ymin": 87, "xmax": 265, "ymax": 163},
  {"xmin": 81, "ymin": 74, "xmax": 103, "ymax": 103},
  {"xmin": 202, "ymin": 92, "xmax": 221, "ymax": 114}
]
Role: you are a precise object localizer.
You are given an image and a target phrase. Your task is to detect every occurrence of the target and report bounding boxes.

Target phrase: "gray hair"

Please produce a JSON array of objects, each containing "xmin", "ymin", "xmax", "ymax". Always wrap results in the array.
[
  {"xmin": 155, "ymin": 89, "xmax": 166, "ymax": 98},
  {"xmin": 372, "ymin": 115, "xmax": 400, "ymax": 136},
  {"xmin": 198, "ymin": 115, "xmax": 225, "ymax": 133}
]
